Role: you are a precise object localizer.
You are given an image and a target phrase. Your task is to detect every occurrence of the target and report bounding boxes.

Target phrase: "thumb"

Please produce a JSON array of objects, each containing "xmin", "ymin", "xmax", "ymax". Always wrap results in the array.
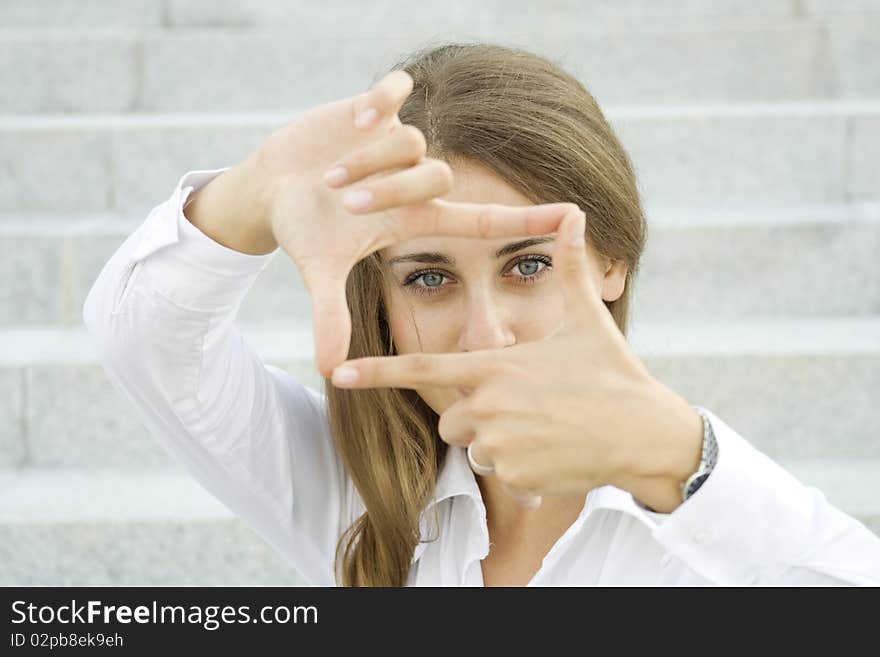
[
  {"xmin": 305, "ymin": 272, "xmax": 352, "ymax": 378},
  {"xmin": 554, "ymin": 208, "xmax": 595, "ymax": 326}
]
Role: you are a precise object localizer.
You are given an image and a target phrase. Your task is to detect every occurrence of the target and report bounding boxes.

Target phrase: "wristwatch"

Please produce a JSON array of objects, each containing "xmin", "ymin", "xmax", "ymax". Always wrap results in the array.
[{"xmin": 680, "ymin": 406, "xmax": 718, "ymax": 502}]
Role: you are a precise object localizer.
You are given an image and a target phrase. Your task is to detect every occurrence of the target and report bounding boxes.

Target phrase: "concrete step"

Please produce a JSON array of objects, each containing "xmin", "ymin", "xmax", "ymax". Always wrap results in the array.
[
  {"xmin": 4, "ymin": 204, "xmax": 880, "ymax": 327},
  {"xmin": 157, "ymin": 0, "xmax": 880, "ymax": 26},
  {"xmin": 3, "ymin": 0, "xmax": 880, "ymax": 31},
  {"xmin": 1, "ymin": 317, "xmax": 878, "ymax": 469},
  {"xmin": 1, "ymin": 18, "xmax": 879, "ymax": 113},
  {"xmin": 0, "ymin": 1, "xmax": 163, "ymax": 28},
  {"xmin": 0, "ymin": 461, "xmax": 876, "ymax": 585},
  {"xmin": 0, "ymin": 467, "xmax": 307, "ymax": 585},
  {"xmin": 0, "ymin": 103, "xmax": 877, "ymax": 213}
]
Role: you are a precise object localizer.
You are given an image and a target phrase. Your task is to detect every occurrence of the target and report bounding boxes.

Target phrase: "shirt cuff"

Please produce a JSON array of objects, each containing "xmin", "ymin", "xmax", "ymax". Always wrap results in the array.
[
  {"xmin": 642, "ymin": 407, "xmax": 840, "ymax": 584},
  {"xmin": 133, "ymin": 168, "xmax": 281, "ymax": 312}
]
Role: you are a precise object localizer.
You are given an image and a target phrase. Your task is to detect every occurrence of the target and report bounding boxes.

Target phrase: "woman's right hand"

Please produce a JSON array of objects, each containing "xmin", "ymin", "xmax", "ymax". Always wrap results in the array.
[{"xmin": 238, "ymin": 70, "xmax": 579, "ymax": 377}]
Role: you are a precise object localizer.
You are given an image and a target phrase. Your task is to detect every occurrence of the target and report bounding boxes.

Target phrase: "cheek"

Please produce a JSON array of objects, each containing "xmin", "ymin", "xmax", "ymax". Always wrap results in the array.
[
  {"xmin": 385, "ymin": 292, "xmax": 455, "ymax": 354},
  {"xmin": 512, "ymin": 288, "xmax": 566, "ymax": 340},
  {"xmin": 384, "ymin": 293, "xmax": 460, "ymax": 415},
  {"xmin": 386, "ymin": 285, "xmax": 567, "ymax": 350}
]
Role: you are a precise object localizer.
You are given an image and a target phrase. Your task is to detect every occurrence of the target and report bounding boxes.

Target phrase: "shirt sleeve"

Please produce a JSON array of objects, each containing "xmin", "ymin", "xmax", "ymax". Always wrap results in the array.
[
  {"xmin": 82, "ymin": 169, "xmax": 360, "ymax": 586},
  {"xmin": 642, "ymin": 407, "xmax": 880, "ymax": 586}
]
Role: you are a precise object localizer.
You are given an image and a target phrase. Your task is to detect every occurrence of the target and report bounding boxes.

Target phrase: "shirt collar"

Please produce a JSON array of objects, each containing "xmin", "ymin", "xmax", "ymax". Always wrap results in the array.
[
  {"xmin": 425, "ymin": 444, "xmax": 483, "ymax": 511},
  {"xmin": 411, "ymin": 445, "xmax": 666, "ymax": 567}
]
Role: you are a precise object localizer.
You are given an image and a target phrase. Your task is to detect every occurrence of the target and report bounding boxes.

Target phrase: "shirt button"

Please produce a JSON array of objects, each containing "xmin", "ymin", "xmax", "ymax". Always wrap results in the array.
[{"xmin": 691, "ymin": 530, "xmax": 709, "ymax": 544}]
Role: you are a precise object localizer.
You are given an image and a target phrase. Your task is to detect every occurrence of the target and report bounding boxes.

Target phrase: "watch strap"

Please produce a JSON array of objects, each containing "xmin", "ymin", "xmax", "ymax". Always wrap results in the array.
[{"xmin": 680, "ymin": 406, "xmax": 718, "ymax": 502}]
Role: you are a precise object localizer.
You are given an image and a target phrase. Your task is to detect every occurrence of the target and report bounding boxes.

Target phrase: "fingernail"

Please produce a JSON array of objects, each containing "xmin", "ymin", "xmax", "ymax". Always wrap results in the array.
[
  {"xmin": 332, "ymin": 365, "xmax": 359, "ymax": 386},
  {"xmin": 323, "ymin": 166, "xmax": 348, "ymax": 186},
  {"xmin": 355, "ymin": 107, "xmax": 378, "ymax": 129},
  {"xmin": 343, "ymin": 189, "xmax": 373, "ymax": 211}
]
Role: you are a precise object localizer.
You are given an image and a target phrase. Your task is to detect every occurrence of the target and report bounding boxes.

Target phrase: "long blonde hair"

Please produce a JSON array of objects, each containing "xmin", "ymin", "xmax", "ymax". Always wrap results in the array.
[{"xmin": 326, "ymin": 41, "xmax": 648, "ymax": 586}]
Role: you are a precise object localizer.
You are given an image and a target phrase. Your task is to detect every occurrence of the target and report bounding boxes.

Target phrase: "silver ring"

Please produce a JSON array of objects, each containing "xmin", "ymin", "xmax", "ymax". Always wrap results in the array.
[{"xmin": 467, "ymin": 443, "xmax": 494, "ymax": 476}]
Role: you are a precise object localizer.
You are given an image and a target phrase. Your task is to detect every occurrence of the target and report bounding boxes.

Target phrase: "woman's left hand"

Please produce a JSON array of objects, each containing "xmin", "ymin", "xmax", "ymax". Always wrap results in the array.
[{"xmin": 331, "ymin": 208, "xmax": 705, "ymax": 513}]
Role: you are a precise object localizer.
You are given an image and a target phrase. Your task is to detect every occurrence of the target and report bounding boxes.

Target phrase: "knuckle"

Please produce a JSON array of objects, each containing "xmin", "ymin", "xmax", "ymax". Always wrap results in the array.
[
  {"xmin": 408, "ymin": 354, "xmax": 432, "ymax": 378},
  {"xmin": 343, "ymin": 150, "xmax": 368, "ymax": 176},
  {"xmin": 369, "ymin": 85, "xmax": 395, "ymax": 111},
  {"xmin": 487, "ymin": 360, "xmax": 515, "ymax": 378},
  {"xmin": 476, "ymin": 203, "xmax": 496, "ymax": 239},
  {"xmin": 468, "ymin": 389, "xmax": 497, "ymax": 418}
]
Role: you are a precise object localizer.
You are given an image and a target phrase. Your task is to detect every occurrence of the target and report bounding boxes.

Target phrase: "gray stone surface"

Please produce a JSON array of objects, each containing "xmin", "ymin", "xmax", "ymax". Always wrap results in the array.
[
  {"xmin": 2, "ymin": 107, "xmax": 875, "ymax": 213},
  {"xmin": 4, "ymin": 20, "xmax": 880, "ymax": 112},
  {"xmin": 0, "ymin": 520, "xmax": 307, "ymax": 586},
  {"xmin": 1, "ymin": 229, "xmax": 63, "ymax": 324},
  {"xmin": 632, "ymin": 211, "xmax": 880, "ymax": 320},
  {"xmin": 828, "ymin": 21, "xmax": 880, "ymax": 98},
  {"xmin": 557, "ymin": 23, "xmax": 827, "ymax": 106},
  {"xmin": 0, "ymin": 33, "xmax": 137, "ymax": 113},
  {"xmin": 0, "ymin": 0, "xmax": 162, "ymax": 28},
  {"xmin": 0, "ymin": 468, "xmax": 309, "ymax": 585},
  {"xmin": 803, "ymin": 0, "xmax": 880, "ymax": 15},
  {"xmin": 849, "ymin": 114, "xmax": 880, "ymax": 200},
  {"xmin": 614, "ymin": 110, "xmax": 849, "ymax": 208},
  {"xmin": 109, "ymin": 121, "xmax": 268, "ymax": 214},
  {"xmin": 23, "ymin": 362, "xmax": 178, "ymax": 468},
  {"xmin": 0, "ymin": 367, "xmax": 25, "ymax": 469},
  {"xmin": 138, "ymin": 32, "xmax": 412, "ymax": 114},
  {"xmin": 645, "ymin": 352, "xmax": 880, "ymax": 461},
  {"xmin": 0, "ymin": 124, "xmax": 110, "ymax": 212},
  {"xmin": 165, "ymin": 0, "xmax": 797, "ymax": 28},
  {"xmin": 136, "ymin": 26, "xmax": 833, "ymax": 113}
]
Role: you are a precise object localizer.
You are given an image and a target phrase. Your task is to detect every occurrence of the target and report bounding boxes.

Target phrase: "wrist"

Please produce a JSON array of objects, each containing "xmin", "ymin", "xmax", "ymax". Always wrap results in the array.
[
  {"xmin": 609, "ymin": 379, "xmax": 704, "ymax": 513},
  {"xmin": 185, "ymin": 155, "xmax": 278, "ymax": 256}
]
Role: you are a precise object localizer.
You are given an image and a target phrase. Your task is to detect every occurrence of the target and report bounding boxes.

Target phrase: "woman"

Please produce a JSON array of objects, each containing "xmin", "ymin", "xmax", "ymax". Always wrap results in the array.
[{"xmin": 84, "ymin": 42, "xmax": 880, "ymax": 586}]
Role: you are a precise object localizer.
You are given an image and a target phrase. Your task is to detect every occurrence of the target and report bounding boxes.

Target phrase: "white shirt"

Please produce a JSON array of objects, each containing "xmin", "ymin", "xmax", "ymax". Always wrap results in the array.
[{"xmin": 83, "ymin": 169, "xmax": 880, "ymax": 586}]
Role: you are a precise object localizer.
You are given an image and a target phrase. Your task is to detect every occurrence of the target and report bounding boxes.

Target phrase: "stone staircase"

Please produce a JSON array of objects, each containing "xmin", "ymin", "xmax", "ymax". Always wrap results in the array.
[{"xmin": 1, "ymin": 0, "xmax": 878, "ymax": 585}]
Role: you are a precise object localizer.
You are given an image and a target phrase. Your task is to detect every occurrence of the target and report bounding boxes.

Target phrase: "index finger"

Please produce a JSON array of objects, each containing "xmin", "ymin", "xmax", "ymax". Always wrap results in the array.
[
  {"xmin": 331, "ymin": 351, "xmax": 497, "ymax": 390},
  {"xmin": 399, "ymin": 198, "xmax": 579, "ymax": 241}
]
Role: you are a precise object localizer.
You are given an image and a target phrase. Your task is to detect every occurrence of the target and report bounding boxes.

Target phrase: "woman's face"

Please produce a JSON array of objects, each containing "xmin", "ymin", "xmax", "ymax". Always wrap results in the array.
[{"xmin": 379, "ymin": 159, "xmax": 623, "ymax": 416}]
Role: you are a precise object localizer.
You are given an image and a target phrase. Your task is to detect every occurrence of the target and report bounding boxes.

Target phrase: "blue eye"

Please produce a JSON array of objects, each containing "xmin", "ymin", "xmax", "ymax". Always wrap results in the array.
[
  {"xmin": 421, "ymin": 272, "xmax": 445, "ymax": 288},
  {"xmin": 515, "ymin": 259, "xmax": 541, "ymax": 276},
  {"xmin": 402, "ymin": 255, "xmax": 552, "ymax": 297}
]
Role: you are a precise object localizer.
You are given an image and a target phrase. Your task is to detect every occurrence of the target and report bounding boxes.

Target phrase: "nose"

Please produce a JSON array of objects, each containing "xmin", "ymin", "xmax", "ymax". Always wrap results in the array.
[{"xmin": 456, "ymin": 289, "xmax": 516, "ymax": 354}]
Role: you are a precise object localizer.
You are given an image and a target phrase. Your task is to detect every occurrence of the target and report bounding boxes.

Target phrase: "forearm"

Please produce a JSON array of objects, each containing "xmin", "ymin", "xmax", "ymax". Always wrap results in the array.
[{"xmin": 183, "ymin": 152, "xmax": 278, "ymax": 256}]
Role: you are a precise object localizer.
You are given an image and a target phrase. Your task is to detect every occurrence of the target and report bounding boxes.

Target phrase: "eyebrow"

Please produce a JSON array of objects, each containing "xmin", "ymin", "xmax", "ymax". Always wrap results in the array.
[{"xmin": 385, "ymin": 236, "xmax": 556, "ymax": 267}]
